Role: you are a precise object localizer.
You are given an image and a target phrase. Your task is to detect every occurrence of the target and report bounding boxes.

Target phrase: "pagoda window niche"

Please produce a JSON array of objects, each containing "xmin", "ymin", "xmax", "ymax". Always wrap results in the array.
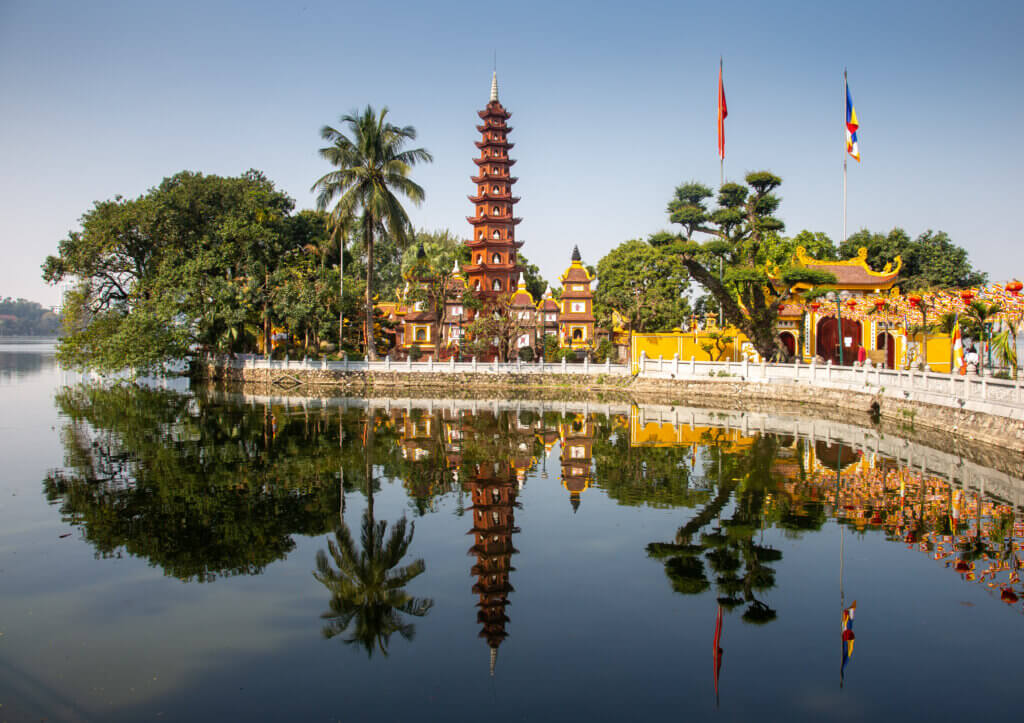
[
  {"xmin": 492, "ymin": 279, "xmax": 503, "ymax": 291},
  {"xmin": 572, "ymin": 328, "xmax": 583, "ymax": 340},
  {"xmin": 476, "ymin": 254, "xmax": 483, "ymax": 264},
  {"xmin": 492, "ymin": 230, "xmax": 500, "ymax": 239},
  {"xmin": 492, "ymin": 253, "xmax": 502, "ymax": 264}
]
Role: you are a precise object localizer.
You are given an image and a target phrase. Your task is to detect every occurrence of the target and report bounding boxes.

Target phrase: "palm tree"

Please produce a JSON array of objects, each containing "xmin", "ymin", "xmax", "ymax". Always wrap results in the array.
[
  {"xmin": 313, "ymin": 510, "xmax": 433, "ymax": 656},
  {"xmin": 965, "ymin": 301, "xmax": 1002, "ymax": 375},
  {"xmin": 312, "ymin": 106, "xmax": 432, "ymax": 359}
]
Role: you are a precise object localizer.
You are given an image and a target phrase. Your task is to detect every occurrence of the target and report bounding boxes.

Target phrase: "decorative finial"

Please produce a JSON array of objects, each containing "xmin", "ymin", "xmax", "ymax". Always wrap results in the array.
[
  {"xmin": 490, "ymin": 71, "xmax": 499, "ymax": 103},
  {"xmin": 489, "ymin": 646, "xmax": 498, "ymax": 676},
  {"xmin": 416, "ymin": 242, "xmax": 426, "ymax": 260},
  {"xmin": 452, "ymin": 258, "xmax": 460, "ymax": 274},
  {"xmin": 571, "ymin": 245, "xmax": 581, "ymax": 262}
]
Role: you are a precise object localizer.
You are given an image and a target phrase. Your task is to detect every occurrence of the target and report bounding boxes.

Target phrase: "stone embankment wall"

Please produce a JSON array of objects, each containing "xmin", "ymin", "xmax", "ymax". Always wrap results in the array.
[{"xmin": 195, "ymin": 362, "xmax": 1024, "ymax": 454}]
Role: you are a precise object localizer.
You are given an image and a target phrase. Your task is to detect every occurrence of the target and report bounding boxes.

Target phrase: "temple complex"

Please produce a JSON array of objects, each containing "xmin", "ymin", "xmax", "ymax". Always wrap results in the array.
[{"xmin": 377, "ymin": 73, "xmax": 612, "ymax": 362}]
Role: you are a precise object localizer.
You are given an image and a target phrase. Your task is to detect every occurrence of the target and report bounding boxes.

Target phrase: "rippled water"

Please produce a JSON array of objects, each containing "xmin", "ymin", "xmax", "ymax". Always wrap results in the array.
[{"xmin": 2, "ymin": 341, "xmax": 1023, "ymax": 721}]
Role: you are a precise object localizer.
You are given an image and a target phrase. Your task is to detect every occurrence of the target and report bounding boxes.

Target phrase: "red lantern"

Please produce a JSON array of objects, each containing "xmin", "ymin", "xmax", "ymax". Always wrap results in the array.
[
  {"xmin": 1007, "ymin": 280, "xmax": 1023, "ymax": 297},
  {"xmin": 960, "ymin": 289, "xmax": 975, "ymax": 305},
  {"xmin": 908, "ymin": 295, "xmax": 921, "ymax": 308},
  {"xmin": 874, "ymin": 299, "xmax": 886, "ymax": 311},
  {"xmin": 845, "ymin": 299, "xmax": 857, "ymax": 311},
  {"xmin": 808, "ymin": 301, "xmax": 821, "ymax": 313}
]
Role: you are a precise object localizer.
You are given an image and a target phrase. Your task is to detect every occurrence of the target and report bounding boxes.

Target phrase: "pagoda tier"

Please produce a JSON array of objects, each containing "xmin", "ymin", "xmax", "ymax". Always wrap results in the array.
[
  {"xmin": 471, "ymin": 174, "xmax": 518, "ymax": 184},
  {"xmin": 476, "ymin": 123, "xmax": 513, "ymax": 133},
  {"xmin": 473, "ymin": 156, "xmax": 517, "ymax": 166},
  {"xmin": 467, "ymin": 192, "xmax": 521, "ymax": 204},
  {"xmin": 475, "ymin": 138, "xmax": 515, "ymax": 148},
  {"xmin": 466, "ymin": 214, "xmax": 523, "ymax": 225}
]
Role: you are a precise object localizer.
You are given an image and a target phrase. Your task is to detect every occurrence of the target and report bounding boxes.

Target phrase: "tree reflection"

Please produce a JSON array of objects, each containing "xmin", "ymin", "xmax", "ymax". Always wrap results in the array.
[
  {"xmin": 314, "ymin": 510, "xmax": 433, "ymax": 656},
  {"xmin": 646, "ymin": 434, "xmax": 785, "ymax": 624},
  {"xmin": 43, "ymin": 384, "xmax": 352, "ymax": 581}
]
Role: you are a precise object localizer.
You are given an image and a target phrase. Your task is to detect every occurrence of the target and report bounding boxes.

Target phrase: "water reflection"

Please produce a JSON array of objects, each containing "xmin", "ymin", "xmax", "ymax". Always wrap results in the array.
[
  {"xmin": 44, "ymin": 386, "xmax": 1024, "ymax": 640},
  {"xmin": 314, "ymin": 510, "xmax": 433, "ymax": 656}
]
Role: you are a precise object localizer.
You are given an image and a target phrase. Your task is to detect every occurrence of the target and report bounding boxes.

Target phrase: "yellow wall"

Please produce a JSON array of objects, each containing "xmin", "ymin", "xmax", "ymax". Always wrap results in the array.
[{"xmin": 631, "ymin": 327, "xmax": 953, "ymax": 373}]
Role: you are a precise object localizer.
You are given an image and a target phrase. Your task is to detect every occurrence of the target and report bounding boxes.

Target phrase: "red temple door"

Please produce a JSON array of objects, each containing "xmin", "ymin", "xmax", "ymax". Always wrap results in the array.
[{"xmin": 818, "ymin": 317, "xmax": 862, "ymax": 365}]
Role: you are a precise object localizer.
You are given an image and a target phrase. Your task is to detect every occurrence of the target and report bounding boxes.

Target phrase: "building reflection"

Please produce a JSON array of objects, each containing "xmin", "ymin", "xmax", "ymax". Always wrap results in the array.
[{"xmin": 376, "ymin": 402, "xmax": 1024, "ymax": 670}]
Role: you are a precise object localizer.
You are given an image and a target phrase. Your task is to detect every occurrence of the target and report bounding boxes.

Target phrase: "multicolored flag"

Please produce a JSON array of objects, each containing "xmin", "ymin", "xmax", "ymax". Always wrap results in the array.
[
  {"xmin": 952, "ymin": 321, "xmax": 966, "ymax": 374},
  {"xmin": 717, "ymin": 59, "xmax": 728, "ymax": 160},
  {"xmin": 845, "ymin": 79, "xmax": 860, "ymax": 162},
  {"xmin": 841, "ymin": 600, "xmax": 857, "ymax": 681}
]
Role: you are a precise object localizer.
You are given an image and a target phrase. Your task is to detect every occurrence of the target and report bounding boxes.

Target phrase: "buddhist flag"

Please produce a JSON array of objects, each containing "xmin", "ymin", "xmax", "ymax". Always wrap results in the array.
[
  {"xmin": 952, "ymin": 321, "xmax": 966, "ymax": 375},
  {"xmin": 841, "ymin": 600, "xmax": 856, "ymax": 681},
  {"xmin": 845, "ymin": 78, "xmax": 860, "ymax": 162},
  {"xmin": 717, "ymin": 59, "xmax": 727, "ymax": 160}
]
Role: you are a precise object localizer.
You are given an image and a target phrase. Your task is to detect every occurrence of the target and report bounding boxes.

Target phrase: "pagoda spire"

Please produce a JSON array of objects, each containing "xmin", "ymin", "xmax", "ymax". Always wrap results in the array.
[{"xmin": 490, "ymin": 71, "xmax": 499, "ymax": 102}]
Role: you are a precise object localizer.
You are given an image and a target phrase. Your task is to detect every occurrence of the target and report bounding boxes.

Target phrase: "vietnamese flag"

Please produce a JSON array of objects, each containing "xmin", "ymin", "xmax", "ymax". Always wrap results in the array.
[{"xmin": 717, "ymin": 59, "xmax": 728, "ymax": 160}]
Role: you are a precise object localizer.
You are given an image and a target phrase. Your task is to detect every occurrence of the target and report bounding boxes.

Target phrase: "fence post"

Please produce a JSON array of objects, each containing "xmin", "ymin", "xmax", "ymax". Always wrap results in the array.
[
  {"xmin": 407, "ymin": 355, "xmax": 412, "ymax": 371},
  {"xmin": 826, "ymin": 359, "xmax": 832, "ymax": 383},
  {"xmin": 428, "ymin": 356, "xmax": 434, "ymax": 372},
  {"xmin": 518, "ymin": 356, "xmax": 522, "ymax": 372},
  {"xmin": 449, "ymin": 355, "xmax": 455, "ymax": 371},
  {"xmin": 493, "ymin": 357, "xmax": 499, "ymax": 372},
  {"xmin": 321, "ymin": 357, "xmax": 327, "ymax": 371},
  {"xmin": 561, "ymin": 356, "xmax": 567, "ymax": 372},
  {"xmin": 981, "ymin": 377, "xmax": 987, "ymax": 401},
  {"xmin": 810, "ymin": 357, "xmax": 817, "ymax": 384},
  {"xmin": 743, "ymin": 356, "xmax": 749, "ymax": 378},
  {"xmin": 584, "ymin": 356, "xmax": 589, "ymax": 373},
  {"xmin": 472, "ymin": 356, "xmax": 478, "ymax": 371},
  {"xmin": 640, "ymin": 350, "xmax": 646, "ymax": 375},
  {"xmin": 605, "ymin": 357, "xmax": 611, "ymax": 373},
  {"xmin": 385, "ymin": 355, "xmax": 391, "ymax": 371},
  {"xmin": 761, "ymin": 359, "xmax": 766, "ymax": 380},
  {"xmin": 672, "ymin": 354, "xmax": 679, "ymax": 377}
]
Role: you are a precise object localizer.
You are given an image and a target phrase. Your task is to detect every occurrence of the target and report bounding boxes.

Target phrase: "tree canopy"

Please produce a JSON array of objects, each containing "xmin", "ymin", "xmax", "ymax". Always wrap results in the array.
[
  {"xmin": 666, "ymin": 173, "xmax": 836, "ymax": 359},
  {"xmin": 594, "ymin": 236, "xmax": 691, "ymax": 332},
  {"xmin": 839, "ymin": 228, "xmax": 987, "ymax": 289}
]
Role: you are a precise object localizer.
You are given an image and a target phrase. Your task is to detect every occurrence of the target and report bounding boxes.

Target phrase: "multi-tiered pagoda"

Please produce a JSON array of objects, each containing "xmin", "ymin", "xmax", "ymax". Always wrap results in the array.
[{"xmin": 464, "ymin": 72, "xmax": 523, "ymax": 297}]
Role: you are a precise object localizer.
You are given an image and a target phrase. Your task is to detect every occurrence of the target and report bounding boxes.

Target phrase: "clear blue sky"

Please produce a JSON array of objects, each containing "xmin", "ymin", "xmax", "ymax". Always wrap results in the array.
[{"xmin": 2, "ymin": 0, "xmax": 1021, "ymax": 306}]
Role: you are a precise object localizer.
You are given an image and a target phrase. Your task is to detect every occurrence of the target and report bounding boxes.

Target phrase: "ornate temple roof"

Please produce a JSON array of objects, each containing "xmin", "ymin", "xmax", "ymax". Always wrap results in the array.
[
  {"xmin": 771, "ymin": 246, "xmax": 902, "ymax": 290},
  {"xmin": 559, "ymin": 246, "xmax": 594, "ymax": 285}
]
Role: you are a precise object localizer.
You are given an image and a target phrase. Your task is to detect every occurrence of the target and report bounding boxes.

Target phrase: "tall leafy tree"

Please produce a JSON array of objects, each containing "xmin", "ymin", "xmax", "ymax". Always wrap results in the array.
[
  {"xmin": 312, "ymin": 106, "xmax": 432, "ymax": 360},
  {"xmin": 839, "ymin": 228, "xmax": 987, "ymax": 289},
  {"xmin": 594, "ymin": 237, "xmax": 691, "ymax": 332},
  {"xmin": 667, "ymin": 173, "xmax": 835, "ymax": 359}
]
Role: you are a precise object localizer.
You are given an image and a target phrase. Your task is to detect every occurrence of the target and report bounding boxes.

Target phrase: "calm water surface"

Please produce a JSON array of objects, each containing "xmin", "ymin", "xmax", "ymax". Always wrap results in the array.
[{"xmin": 2, "ymin": 341, "xmax": 1023, "ymax": 721}]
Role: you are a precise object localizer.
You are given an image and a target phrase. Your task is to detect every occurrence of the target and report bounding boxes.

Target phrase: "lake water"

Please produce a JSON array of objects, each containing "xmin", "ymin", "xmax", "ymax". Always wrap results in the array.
[{"xmin": 2, "ymin": 341, "xmax": 1023, "ymax": 721}]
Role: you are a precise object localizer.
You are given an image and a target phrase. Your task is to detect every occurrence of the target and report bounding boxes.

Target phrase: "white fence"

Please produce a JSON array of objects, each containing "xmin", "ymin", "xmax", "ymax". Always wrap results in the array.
[
  {"xmin": 210, "ymin": 352, "xmax": 1024, "ymax": 420},
  {"xmin": 220, "ymin": 354, "xmax": 632, "ymax": 377},
  {"xmin": 635, "ymin": 352, "xmax": 1024, "ymax": 421}
]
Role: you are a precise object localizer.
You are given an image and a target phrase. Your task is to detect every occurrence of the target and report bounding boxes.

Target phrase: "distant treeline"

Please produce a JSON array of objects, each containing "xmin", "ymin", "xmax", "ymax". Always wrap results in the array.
[{"xmin": 0, "ymin": 297, "xmax": 61, "ymax": 336}]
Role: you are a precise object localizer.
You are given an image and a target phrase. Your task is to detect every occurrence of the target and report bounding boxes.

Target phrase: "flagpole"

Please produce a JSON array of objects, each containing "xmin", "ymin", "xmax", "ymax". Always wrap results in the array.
[{"xmin": 842, "ymin": 69, "xmax": 848, "ymax": 244}]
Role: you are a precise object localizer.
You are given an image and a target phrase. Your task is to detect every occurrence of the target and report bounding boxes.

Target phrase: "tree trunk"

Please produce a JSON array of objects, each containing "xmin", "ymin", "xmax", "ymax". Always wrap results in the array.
[
  {"xmin": 344, "ymin": 233, "xmax": 348, "ymax": 352},
  {"xmin": 364, "ymin": 415, "xmax": 375, "ymax": 523},
  {"xmin": 364, "ymin": 221, "xmax": 378, "ymax": 361}
]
